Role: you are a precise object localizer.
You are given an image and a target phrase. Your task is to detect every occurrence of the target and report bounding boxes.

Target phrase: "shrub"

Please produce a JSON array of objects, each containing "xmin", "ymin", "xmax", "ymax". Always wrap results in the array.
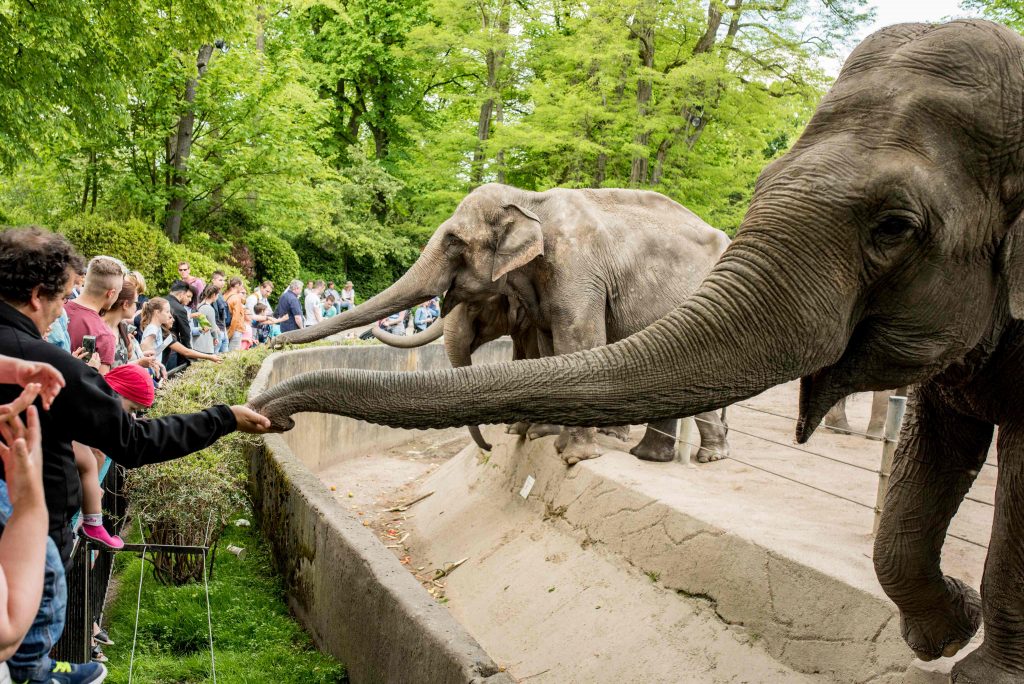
[
  {"xmin": 124, "ymin": 348, "xmax": 273, "ymax": 584},
  {"xmin": 245, "ymin": 230, "xmax": 301, "ymax": 288},
  {"xmin": 58, "ymin": 215, "xmax": 170, "ymax": 281}
]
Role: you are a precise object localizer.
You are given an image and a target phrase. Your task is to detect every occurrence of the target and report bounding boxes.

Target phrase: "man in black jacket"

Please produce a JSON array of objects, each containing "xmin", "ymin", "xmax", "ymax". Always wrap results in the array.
[{"xmin": 0, "ymin": 228, "xmax": 274, "ymax": 684}]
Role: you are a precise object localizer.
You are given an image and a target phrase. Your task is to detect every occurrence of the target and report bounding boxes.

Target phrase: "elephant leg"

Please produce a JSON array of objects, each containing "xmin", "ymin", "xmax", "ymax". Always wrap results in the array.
[
  {"xmin": 526, "ymin": 422, "xmax": 561, "ymax": 439},
  {"xmin": 630, "ymin": 419, "xmax": 678, "ymax": 463},
  {"xmin": 823, "ymin": 395, "xmax": 852, "ymax": 434},
  {"xmin": 598, "ymin": 425, "xmax": 631, "ymax": 441},
  {"xmin": 951, "ymin": 422, "xmax": 1024, "ymax": 683},
  {"xmin": 873, "ymin": 385, "xmax": 993, "ymax": 663},
  {"xmin": 694, "ymin": 411, "xmax": 730, "ymax": 463},
  {"xmin": 507, "ymin": 421, "xmax": 531, "ymax": 436},
  {"xmin": 866, "ymin": 390, "xmax": 893, "ymax": 440},
  {"xmin": 550, "ymin": 302, "xmax": 606, "ymax": 466}
]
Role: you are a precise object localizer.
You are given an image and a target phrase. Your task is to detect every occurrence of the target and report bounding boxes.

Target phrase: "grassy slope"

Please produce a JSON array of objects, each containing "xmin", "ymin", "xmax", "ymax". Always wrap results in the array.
[{"xmin": 102, "ymin": 517, "xmax": 346, "ymax": 684}]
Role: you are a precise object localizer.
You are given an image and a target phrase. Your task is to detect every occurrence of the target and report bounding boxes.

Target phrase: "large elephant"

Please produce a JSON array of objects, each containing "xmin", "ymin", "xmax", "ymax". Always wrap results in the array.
[
  {"xmin": 253, "ymin": 21, "xmax": 1024, "ymax": 681},
  {"xmin": 275, "ymin": 184, "xmax": 731, "ymax": 464},
  {"xmin": 373, "ymin": 297, "xmax": 731, "ymax": 462}
]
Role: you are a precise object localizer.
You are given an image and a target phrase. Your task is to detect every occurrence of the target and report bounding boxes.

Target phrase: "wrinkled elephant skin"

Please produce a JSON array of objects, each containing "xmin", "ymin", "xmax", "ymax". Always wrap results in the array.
[{"xmin": 252, "ymin": 20, "xmax": 1024, "ymax": 678}]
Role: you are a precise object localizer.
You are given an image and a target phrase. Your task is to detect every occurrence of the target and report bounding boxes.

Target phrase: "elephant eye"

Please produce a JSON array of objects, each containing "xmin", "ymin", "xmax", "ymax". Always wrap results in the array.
[{"xmin": 873, "ymin": 215, "xmax": 916, "ymax": 241}]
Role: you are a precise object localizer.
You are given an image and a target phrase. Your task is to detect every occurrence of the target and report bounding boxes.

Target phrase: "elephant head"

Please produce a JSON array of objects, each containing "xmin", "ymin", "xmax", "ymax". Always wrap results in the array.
[
  {"xmin": 253, "ymin": 21, "xmax": 1024, "ymax": 444},
  {"xmin": 271, "ymin": 184, "xmax": 545, "ymax": 346}
]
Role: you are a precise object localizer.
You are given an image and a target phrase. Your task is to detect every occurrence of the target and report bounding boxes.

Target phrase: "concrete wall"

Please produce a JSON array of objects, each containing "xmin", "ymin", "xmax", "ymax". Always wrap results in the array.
[{"xmin": 247, "ymin": 340, "xmax": 514, "ymax": 684}]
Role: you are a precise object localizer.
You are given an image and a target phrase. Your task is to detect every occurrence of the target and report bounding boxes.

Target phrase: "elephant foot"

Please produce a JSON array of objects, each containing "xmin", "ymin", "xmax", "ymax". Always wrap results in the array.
[
  {"xmin": 951, "ymin": 646, "xmax": 1024, "ymax": 684},
  {"xmin": 555, "ymin": 429, "xmax": 603, "ymax": 466},
  {"xmin": 527, "ymin": 423, "xmax": 562, "ymax": 440},
  {"xmin": 864, "ymin": 429, "xmax": 884, "ymax": 441},
  {"xmin": 900, "ymin": 577, "xmax": 981, "ymax": 662},
  {"xmin": 824, "ymin": 419, "xmax": 853, "ymax": 435},
  {"xmin": 630, "ymin": 441, "xmax": 674, "ymax": 463},
  {"xmin": 506, "ymin": 421, "xmax": 530, "ymax": 436},
  {"xmin": 695, "ymin": 441, "xmax": 728, "ymax": 463},
  {"xmin": 597, "ymin": 425, "xmax": 631, "ymax": 441}
]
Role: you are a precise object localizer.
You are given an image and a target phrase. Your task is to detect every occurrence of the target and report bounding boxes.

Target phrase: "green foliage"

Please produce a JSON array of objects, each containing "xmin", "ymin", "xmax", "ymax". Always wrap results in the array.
[
  {"xmin": 58, "ymin": 215, "xmax": 170, "ymax": 280},
  {"xmin": 124, "ymin": 348, "xmax": 272, "ymax": 584},
  {"xmin": 245, "ymin": 231, "xmax": 302, "ymax": 288},
  {"xmin": 103, "ymin": 519, "xmax": 346, "ymax": 682},
  {"xmin": 961, "ymin": 0, "xmax": 1024, "ymax": 29}
]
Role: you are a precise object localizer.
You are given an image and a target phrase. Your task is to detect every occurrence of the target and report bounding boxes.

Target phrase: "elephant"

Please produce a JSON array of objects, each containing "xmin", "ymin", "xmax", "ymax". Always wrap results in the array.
[
  {"xmin": 823, "ymin": 389, "xmax": 908, "ymax": 439},
  {"xmin": 252, "ymin": 21, "xmax": 1024, "ymax": 682},
  {"xmin": 372, "ymin": 297, "xmax": 731, "ymax": 463},
  {"xmin": 274, "ymin": 183, "xmax": 732, "ymax": 465}
]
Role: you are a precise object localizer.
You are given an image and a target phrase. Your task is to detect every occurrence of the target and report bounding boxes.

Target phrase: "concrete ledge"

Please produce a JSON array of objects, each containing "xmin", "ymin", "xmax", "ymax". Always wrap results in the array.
[{"xmin": 247, "ymin": 341, "xmax": 514, "ymax": 684}]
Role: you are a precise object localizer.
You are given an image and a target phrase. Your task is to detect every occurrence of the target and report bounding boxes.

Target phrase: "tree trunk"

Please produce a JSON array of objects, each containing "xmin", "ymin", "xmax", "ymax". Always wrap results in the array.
[
  {"xmin": 163, "ymin": 44, "xmax": 214, "ymax": 243},
  {"xmin": 628, "ymin": 17, "xmax": 655, "ymax": 186},
  {"xmin": 470, "ymin": 0, "xmax": 510, "ymax": 187},
  {"xmin": 495, "ymin": 98, "xmax": 506, "ymax": 184}
]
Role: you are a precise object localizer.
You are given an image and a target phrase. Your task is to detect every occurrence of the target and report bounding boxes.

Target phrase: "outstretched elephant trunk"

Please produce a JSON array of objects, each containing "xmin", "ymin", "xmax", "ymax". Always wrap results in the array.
[
  {"xmin": 250, "ymin": 236, "xmax": 852, "ymax": 437},
  {"xmin": 272, "ymin": 241, "xmax": 451, "ymax": 346},
  {"xmin": 371, "ymin": 316, "xmax": 444, "ymax": 348}
]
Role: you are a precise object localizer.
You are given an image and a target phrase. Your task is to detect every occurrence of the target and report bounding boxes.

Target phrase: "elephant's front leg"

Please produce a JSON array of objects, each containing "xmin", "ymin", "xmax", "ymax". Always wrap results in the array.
[
  {"xmin": 550, "ymin": 302, "xmax": 606, "ymax": 466},
  {"xmin": 630, "ymin": 419, "xmax": 678, "ymax": 463},
  {"xmin": 951, "ymin": 422, "xmax": 1024, "ymax": 684},
  {"xmin": 693, "ymin": 410, "xmax": 730, "ymax": 463},
  {"xmin": 873, "ymin": 386, "xmax": 992, "ymax": 663}
]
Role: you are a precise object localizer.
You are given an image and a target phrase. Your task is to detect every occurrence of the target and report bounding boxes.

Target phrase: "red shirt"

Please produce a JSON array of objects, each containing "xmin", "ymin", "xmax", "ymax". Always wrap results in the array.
[{"xmin": 65, "ymin": 300, "xmax": 116, "ymax": 366}]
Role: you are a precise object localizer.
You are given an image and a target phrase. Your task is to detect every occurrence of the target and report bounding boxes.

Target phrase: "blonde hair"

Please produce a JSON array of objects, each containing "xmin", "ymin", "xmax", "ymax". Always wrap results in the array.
[{"xmin": 126, "ymin": 271, "xmax": 147, "ymax": 296}]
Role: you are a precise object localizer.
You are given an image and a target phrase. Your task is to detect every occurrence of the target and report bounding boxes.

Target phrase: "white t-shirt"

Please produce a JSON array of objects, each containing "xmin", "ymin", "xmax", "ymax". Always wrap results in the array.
[
  {"xmin": 142, "ymin": 323, "xmax": 164, "ymax": 348},
  {"xmin": 340, "ymin": 287, "xmax": 355, "ymax": 303},
  {"xmin": 304, "ymin": 291, "xmax": 323, "ymax": 326},
  {"xmin": 245, "ymin": 293, "xmax": 258, "ymax": 315}
]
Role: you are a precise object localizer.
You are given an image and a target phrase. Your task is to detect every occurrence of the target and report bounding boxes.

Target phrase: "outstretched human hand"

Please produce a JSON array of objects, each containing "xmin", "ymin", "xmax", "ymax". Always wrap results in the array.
[
  {"xmin": 0, "ymin": 358, "xmax": 64, "ymax": 409},
  {"xmin": 0, "ymin": 406, "xmax": 43, "ymax": 509},
  {"xmin": 230, "ymin": 405, "xmax": 280, "ymax": 434}
]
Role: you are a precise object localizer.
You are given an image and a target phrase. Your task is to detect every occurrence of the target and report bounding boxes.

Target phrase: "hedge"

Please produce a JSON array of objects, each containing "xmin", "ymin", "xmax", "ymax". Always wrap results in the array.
[{"xmin": 244, "ymin": 230, "xmax": 301, "ymax": 288}]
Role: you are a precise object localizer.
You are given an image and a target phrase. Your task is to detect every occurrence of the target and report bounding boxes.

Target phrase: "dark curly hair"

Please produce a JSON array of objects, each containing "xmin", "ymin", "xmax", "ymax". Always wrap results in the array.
[{"xmin": 0, "ymin": 227, "xmax": 85, "ymax": 304}]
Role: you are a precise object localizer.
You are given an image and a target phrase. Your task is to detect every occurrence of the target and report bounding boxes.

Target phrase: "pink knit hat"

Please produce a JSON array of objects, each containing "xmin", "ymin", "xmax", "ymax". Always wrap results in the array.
[{"xmin": 104, "ymin": 364, "xmax": 155, "ymax": 408}]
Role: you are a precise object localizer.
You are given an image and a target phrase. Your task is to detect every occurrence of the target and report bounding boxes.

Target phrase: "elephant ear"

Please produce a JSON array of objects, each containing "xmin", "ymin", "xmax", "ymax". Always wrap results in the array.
[
  {"xmin": 491, "ymin": 204, "xmax": 544, "ymax": 282},
  {"xmin": 1003, "ymin": 215, "xmax": 1024, "ymax": 319}
]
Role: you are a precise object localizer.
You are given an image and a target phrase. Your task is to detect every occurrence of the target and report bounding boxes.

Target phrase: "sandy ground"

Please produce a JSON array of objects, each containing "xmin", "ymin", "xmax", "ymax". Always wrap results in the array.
[{"xmin": 314, "ymin": 382, "xmax": 995, "ymax": 682}]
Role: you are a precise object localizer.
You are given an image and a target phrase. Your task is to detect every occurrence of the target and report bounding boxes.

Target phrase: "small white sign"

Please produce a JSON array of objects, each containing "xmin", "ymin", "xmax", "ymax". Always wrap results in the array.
[{"xmin": 519, "ymin": 475, "xmax": 536, "ymax": 499}]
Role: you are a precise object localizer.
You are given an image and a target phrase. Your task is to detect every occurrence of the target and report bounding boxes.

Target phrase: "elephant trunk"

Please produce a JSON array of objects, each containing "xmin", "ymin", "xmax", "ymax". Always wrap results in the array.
[
  {"xmin": 437, "ymin": 307, "xmax": 493, "ymax": 450},
  {"xmin": 272, "ymin": 248, "xmax": 449, "ymax": 346},
  {"xmin": 251, "ymin": 238, "xmax": 851, "ymax": 437},
  {"xmin": 371, "ymin": 316, "xmax": 445, "ymax": 348}
]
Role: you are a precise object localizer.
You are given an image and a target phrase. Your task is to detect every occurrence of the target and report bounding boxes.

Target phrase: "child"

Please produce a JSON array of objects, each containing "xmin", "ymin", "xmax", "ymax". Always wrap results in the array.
[
  {"xmin": 323, "ymin": 294, "xmax": 338, "ymax": 318},
  {"xmin": 76, "ymin": 364, "xmax": 155, "ymax": 551},
  {"xmin": 139, "ymin": 297, "xmax": 173, "ymax": 355}
]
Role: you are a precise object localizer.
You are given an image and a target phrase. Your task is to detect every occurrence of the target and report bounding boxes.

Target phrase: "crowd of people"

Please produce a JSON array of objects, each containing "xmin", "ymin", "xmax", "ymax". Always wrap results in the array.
[{"xmin": 0, "ymin": 228, "xmax": 277, "ymax": 684}]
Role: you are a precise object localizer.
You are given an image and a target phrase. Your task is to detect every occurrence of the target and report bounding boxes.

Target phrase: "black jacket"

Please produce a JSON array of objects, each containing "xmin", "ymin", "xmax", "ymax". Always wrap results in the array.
[
  {"xmin": 0, "ymin": 301, "xmax": 237, "ymax": 557},
  {"xmin": 214, "ymin": 294, "xmax": 231, "ymax": 329}
]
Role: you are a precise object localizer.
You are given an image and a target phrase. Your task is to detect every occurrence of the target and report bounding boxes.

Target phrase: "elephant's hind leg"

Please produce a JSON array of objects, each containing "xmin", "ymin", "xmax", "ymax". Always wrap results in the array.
[
  {"xmin": 823, "ymin": 395, "xmax": 853, "ymax": 434},
  {"xmin": 951, "ymin": 421, "xmax": 1024, "ymax": 683},
  {"xmin": 873, "ymin": 385, "xmax": 992, "ymax": 663},
  {"xmin": 630, "ymin": 419, "xmax": 678, "ymax": 462}
]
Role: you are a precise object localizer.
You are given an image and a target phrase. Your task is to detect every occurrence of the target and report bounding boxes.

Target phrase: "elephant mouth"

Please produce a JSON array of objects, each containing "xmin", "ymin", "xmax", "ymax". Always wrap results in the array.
[{"xmin": 796, "ymin": 369, "xmax": 843, "ymax": 443}]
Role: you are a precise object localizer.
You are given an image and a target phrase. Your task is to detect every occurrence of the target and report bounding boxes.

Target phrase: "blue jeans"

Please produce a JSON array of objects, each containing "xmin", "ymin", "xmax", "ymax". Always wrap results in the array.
[
  {"xmin": 0, "ymin": 482, "xmax": 66, "ymax": 679},
  {"xmin": 338, "ymin": 301, "xmax": 355, "ymax": 312},
  {"xmin": 216, "ymin": 327, "xmax": 229, "ymax": 354}
]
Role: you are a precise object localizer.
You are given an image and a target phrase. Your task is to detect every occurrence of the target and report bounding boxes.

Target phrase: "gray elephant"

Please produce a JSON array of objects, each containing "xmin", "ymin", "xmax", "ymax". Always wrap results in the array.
[
  {"xmin": 823, "ymin": 389, "xmax": 908, "ymax": 439},
  {"xmin": 253, "ymin": 21, "xmax": 1023, "ymax": 682},
  {"xmin": 276, "ymin": 184, "xmax": 731, "ymax": 464},
  {"xmin": 373, "ymin": 296, "xmax": 730, "ymax": 462}
]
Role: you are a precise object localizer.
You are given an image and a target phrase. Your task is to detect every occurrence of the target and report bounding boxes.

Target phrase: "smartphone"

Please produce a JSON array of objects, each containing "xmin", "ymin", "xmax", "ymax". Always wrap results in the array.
[{"xmin": 82, "ymin": 335, "xmax": 96, "ymax": 360}]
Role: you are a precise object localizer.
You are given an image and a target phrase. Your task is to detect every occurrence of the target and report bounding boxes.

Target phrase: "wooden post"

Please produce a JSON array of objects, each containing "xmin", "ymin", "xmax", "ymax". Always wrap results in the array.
[
  {"xmin": 676, "ymin": 417, "xmax": 696, "ymax": 462},
  {"xmin": 873, "ymin": 395, "xmax": 908, "ymax": 535}
]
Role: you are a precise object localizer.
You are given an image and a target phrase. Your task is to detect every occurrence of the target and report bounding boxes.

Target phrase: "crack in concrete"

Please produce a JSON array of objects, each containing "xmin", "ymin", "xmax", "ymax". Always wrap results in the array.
[{"xmin": 659, "ymin": 522, "xmax": 723, "ymax": 547}]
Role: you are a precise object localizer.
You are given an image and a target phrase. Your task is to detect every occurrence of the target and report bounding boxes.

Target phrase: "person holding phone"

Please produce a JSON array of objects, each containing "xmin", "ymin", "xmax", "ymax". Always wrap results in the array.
[
  {"xmin": 0, "ymin": 229, "xmax": 276, "ymax": 683},
  {"xmin": 65, "ymin": 256, "xmax": 126, "ymax": 376}
]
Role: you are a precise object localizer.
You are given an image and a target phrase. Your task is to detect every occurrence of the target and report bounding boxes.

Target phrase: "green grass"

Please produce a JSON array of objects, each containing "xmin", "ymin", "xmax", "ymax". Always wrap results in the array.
[{"xmin": 101, "ymin": 517, "xmax": 346, "ymax": 684}]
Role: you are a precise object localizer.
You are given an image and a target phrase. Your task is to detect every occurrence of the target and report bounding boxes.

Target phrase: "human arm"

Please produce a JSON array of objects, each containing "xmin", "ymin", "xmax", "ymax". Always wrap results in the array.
[
  {"xmin": 169, "ymin": 341, "xmax": 221, "ymax": 364},
  {"xmin": 0, "ymin": 407, "xmax": 48, "ymax": 659},
  {"xmin": 0, "ymin": 357, "xmax": 63, "ymax": 410}
]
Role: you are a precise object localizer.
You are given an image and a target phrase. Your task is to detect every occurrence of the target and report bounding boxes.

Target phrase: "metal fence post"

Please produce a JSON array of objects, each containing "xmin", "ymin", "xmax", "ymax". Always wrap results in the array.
[{"xmin": 873, "ymin": 395, "xmax": 908, "ymax": 535}]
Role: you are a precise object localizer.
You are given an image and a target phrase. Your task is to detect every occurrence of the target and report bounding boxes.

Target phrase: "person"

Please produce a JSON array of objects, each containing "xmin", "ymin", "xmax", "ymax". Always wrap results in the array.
[
  {"xmin": 139, "ymin": 298, "xmax": 172, "ymax": 356},
  {"xmin": 0, "ymin": 385, "xmax": 48, "ymax": 669},
  {"xmin": 379, "ymin": 309, "xmax": 407, "ymax": 336},
  {"xmin": 250, "ymin": 303, "xmax": 286, "ymax": 345},
  {"xmin": 413, "ymin": 297, "xmax": 440, "ymax": 333},
  {"xmin": 176, "ymin": 261, "xmax": 205, "ymax": 311},
  {"xmin": 65, "ymin": 256, "xmax": 125, "ymax": 376},
  {"xmin": 193, "ymin": 285, "xmax": 220, "ymax": 355},
  {"xmin": 245, "ymin": 281, "xmax": 273, "ymax": 316},
  {"xmin": 275, "ymin": 280, "xmax": 304, "ymax": 332},
  {"xmin": 339, "ymin": 281, "xmax": 356, "ymax": 312},
  {"xmin": 101, "ymin": 281, "xmax": 164, "ymax": 386},
  {"xmin": 0, "ymin": 227, "xmax": 277, "ymax": 684},
  {"xmin": 67, "ymin": 274, "xmax": 84, "ymax": 301},
  {"xmin": 225, "ymin": 278, "xmax": 247, "ymax": 351},
  {"xmin": 45, "ymin": 306, "xmax": 71, "ymax": 353},
  {"xmin": 165, "ymin": 281, "xmax": 221, "ymax": 370},
  {"xmin": 127, "ymin": 272, "xmax": 148, "ymax": 311},
  {"xmin": 304, "ymin": 280, "xmax": 324, "ymax": 327},
  {"xmin": 209, "ymin": 271, "xmax": 230, "ymax": 354},
  {"xmin": 322, "ymin": 295, "xmax": 338, "ymax": 319},
  {"xmin": 323, "ymin": 282, "xmax": 340, "ymax": 308}
]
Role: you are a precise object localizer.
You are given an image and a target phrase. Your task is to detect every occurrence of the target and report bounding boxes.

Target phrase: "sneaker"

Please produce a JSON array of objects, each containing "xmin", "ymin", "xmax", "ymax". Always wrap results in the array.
[
  {"xmin": 80, "ymin": 524, "xmax": 124, "ymax": 550},
  {"xmin": 16, "ymin": 660, "xmax": 107, "ymax": 683},
  {"xmin": 93, "ymin": 628, "xmax": 113, "ymax": 646},
  {"xmin": 90, "ymin": 646, "xmax": 107, "ymax": 664}
]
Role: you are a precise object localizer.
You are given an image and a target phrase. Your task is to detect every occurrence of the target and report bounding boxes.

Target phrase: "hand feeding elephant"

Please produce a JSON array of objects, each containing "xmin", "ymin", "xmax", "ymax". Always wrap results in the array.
[
  {"xmin": 276, "ymin": 184, "xmax": 732, "ymax": 465},
  {"xmin": 253, "ymin": 21, "xmax": 1024, "ymax": 681},
  {"xmin": 373, "ymin": 295, "xmax": 731, "ymax": 462}
]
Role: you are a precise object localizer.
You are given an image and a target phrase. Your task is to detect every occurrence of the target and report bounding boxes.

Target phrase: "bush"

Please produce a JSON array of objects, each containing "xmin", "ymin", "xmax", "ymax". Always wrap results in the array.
[
  {"xmin": 58, "ymin": 215, "xmax": 170, "ymax": 282},
  {"xmin": 124, "ymin": 348, "xmax": 273, "ymax": 584},
  {"xmin": 245, "ymin": 230, "xmax": 301, "ymax": 288}
]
